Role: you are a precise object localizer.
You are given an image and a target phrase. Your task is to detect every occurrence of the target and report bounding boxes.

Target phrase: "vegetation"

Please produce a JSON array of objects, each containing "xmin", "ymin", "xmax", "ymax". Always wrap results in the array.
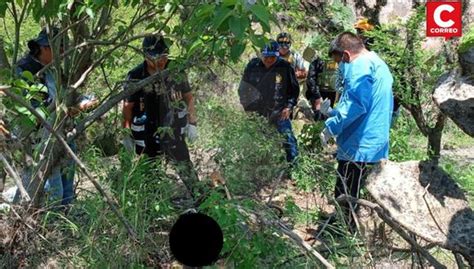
[{"xmin": 1, "ymin": 0, "xmax": 473, "ymax": 268}]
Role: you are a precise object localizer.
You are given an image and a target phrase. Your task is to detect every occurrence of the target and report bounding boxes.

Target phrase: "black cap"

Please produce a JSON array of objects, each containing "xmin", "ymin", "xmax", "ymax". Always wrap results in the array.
[{"xmin": 142, "ymin": 35, "xmax": 169, "ymax": 58}]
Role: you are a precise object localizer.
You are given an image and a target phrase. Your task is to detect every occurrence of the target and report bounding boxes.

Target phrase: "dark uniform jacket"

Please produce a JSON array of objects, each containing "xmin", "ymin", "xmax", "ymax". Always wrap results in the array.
[
  {"xmin": 238, "ymin": 57, "xmax": 299, "ymax": 120},
  {"xmin": 125, "ymin": 61, "xmax": 191, "ymax": 153},
  {"xmin": 305, "ymin": 57, "xmax": 325, "ymax": 104}
]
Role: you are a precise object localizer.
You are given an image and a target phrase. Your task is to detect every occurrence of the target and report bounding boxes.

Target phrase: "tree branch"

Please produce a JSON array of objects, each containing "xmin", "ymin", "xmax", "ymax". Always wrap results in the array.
[
  {"xmin": 68, "ymin": 69, "xmax": 169, "ymax": 140},
  {"xmin": 0, "ymin": 153, "xmax": 30, "ymax": 202},
  {"xmin": 236, "ymin": 205, "xmax": 335, "ymax": 268},
  {"xmin": 0, "ymin": 37, "xmax": 10, "ymax": 70},
  {"xmin": 0, "ymin": 85, "xmax": 138, "ymax": 240},
  {"xmin": 336, "ymin": 195, "xmax": 447, "ymax": 269}
]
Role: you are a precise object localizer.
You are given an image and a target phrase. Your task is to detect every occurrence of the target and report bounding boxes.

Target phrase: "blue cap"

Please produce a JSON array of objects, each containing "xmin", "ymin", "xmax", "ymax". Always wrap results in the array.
[
  {"xmin": 143, "ymin": 35, "xmax": 169, "ymax": 58},
  {"xmin": 261, "ymin": 40, "xmax": 280, "ymax": 57},
  {"xmin": 34, "ymin": 27, "xmax": 60, "ymax": 47}
]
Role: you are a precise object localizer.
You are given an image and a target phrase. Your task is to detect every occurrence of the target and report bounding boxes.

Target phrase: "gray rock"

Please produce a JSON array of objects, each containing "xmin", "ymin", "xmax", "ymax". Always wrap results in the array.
[
  {"xmin": 2, "ymin": 186, "xmax": 17, "ymax": 202},
  {"xmin": 433, "ymin": 71, "xmax": 474, "ymax": 137},
  {"xmin": 459, "ymin": 47, "xmax": 474, "ymax": 76},
  {"xmin": 367, "ymin": 161, "xmax": 474, "ymax": 265}
]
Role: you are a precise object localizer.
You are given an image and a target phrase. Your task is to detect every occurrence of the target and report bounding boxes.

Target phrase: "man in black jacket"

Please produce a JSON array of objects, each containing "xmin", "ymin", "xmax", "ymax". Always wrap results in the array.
[
  {"xmin": 122, "ymin": 35, "xmax": 199, "ymax": 195},
  {"xmin": 306, "ymin": 40, "xmax": 345, "ymax": 121},
  {"xmin": 238, "ymin": 40, "xmax": 299, "ymax": 165}
]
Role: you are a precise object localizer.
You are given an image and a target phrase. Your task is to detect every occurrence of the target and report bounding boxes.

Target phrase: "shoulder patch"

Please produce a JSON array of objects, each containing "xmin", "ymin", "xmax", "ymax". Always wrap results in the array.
[{"xmin": 275, "ymin": 73, "xmax": 282, "ymax": 84}]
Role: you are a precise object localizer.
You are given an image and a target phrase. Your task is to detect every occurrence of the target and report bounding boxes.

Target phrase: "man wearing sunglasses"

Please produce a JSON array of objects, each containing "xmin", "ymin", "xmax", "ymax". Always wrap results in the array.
[
  {"xmin": 276, "ymin": 32, "xmax": 307, "ymax": 80},
  {"xmin": 122, "ymin": 35, "xmax": 199, "ymax": 195}
]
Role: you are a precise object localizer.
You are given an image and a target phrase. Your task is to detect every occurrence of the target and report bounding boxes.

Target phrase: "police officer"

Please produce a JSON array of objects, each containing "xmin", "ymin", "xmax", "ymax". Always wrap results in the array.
[
  {"xmin": 238, "ymin": 40, "xmax": 299, "ymax": 165},
  {"xmin": 122, "ymin": 35, "xmax": 199, "ymax": 194},
  {"xmin": 276, "ymin": 32, "xmax": 307, "ymax": 80},
  {"xmin": 306, "ymin": 40, "xmax": 345, "ymax": 121},
  {"xmin": 15, "ymin": 27, "xmax": 77, "ymax": 207}
]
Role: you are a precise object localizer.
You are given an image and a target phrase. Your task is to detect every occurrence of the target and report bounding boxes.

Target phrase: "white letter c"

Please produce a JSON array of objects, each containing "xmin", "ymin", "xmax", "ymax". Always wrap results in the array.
[{"xmin": 434, "ymin": 4, "xmax": 455, "ymax": 28}]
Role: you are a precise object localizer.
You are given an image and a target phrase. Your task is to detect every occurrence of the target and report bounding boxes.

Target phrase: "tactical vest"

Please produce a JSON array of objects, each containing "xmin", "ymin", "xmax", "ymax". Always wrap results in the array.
[{"xmin": 318, "ymin": 61, "xmax": 339, "ymax": 92}]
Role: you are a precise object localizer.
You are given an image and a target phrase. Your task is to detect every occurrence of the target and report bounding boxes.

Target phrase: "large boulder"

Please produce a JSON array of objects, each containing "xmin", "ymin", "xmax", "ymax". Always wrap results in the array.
[
  {"xmin": 460, "ymin": 47, "xmax": 474, "ymax": 75},
  {"xmin": 366, "ymin": 161, "xmax": 474, "ymax": 265},
  {"xmin": 433, "ymin": 71, "xmax": 474, "ymax": 137}
]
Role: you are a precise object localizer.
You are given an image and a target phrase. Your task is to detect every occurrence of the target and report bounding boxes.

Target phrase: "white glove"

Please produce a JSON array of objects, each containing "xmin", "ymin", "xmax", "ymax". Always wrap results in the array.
[
  {"xmin": 320, "ymin": 98, "xmax": 333, "ymax": 117},
  {"xmin": 185, "ymin": 124, "xmax": 198, "ymax": 143},
  {"xmin": 319, "ymin": 128, "xmax": 333, "ymax": 147}
]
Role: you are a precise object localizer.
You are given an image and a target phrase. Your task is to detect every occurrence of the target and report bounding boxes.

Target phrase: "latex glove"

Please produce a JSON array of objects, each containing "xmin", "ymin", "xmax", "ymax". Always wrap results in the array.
[
  {"xmin": 122, "ymin": 136, "xmax": 134, "ymax": 152},
  {"xmin": 319, "ymin": 128, "xmax": 333, "ymax": 147},
  {"xmin": 320, "ymin": 98, "xmax": 333, "ymax": 117},
  {"xmin": 185, "ymin": 124, "xmax": 198, "ymax": 143}
]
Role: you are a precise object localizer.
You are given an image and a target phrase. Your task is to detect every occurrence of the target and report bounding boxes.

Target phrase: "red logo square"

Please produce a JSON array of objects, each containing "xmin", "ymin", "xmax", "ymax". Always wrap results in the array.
[{"xmin": 426, "ymin": 1, "xmax": 462, "ymax": 40}]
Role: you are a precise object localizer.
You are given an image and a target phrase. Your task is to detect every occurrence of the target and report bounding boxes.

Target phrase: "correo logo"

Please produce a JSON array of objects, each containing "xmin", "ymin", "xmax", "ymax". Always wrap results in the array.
[{"xmin": 426, "ymin": 1, "xmax": 462, "ymax": 40}]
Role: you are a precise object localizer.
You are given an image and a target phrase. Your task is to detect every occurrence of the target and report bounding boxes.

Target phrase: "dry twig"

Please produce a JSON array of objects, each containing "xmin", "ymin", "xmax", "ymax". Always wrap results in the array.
[{"xmin": 336, "ymin": 195, "xmax": 447, "ymax": 269}]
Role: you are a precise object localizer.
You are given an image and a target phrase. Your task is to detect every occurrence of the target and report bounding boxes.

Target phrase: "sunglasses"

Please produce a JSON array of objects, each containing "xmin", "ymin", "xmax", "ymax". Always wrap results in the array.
[
  {"xmin": 146, "ymin": 53, "xmax": 168, "ymax": 61},
  {"xmin": 278, "ymin": 42, "xmax": 291, "ymax": 48}
]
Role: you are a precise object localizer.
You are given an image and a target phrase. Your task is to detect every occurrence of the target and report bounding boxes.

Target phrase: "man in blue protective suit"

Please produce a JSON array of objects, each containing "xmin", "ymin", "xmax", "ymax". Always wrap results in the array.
[
  {"xmin": 319, "ymin": 32, "xmax": 394, "ymax": 232},
  {"xmin": 238, "ymin": 40, "xmax": 300, "ymax": 167}
]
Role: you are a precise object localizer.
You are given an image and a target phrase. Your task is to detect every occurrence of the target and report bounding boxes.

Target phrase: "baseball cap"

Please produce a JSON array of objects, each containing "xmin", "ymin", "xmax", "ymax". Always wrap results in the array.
[
  {"xmin": 276, "ymin": 32, "xmax": 292, "ymax": 48},
  {"xmin": 142, "ymin": 35, "xmax": 169, "ymax": 59},
  {"xmin": 354, "ymin": 18, "xmax": 374, "ymax": 31},
  {"xmin": 261, "ymin": 40, "xmax": 280, "ymax": 57},
  {"xmin": 34, "ymin": 27, "xmax": 60, "ymax": 47}
]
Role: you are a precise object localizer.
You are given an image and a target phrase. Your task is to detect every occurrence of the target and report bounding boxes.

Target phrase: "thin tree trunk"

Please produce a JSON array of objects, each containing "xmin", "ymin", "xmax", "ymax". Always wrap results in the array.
[
  {"xmin": 427, "ymin": 113, "xmax": 447, "ymax": 162},
  {"xmin": 0, "ymin": 37, "xmax": 10, "ymax": 70}
]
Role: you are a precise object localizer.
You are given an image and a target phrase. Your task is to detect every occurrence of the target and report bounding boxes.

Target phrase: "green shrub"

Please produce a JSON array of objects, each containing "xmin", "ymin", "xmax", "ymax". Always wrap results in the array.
[
  {"xmin": 198, "ymin": 98, "xmax": 287, "ymax": 195},
  {"xmin": 458, "ymin": 26, "xmax": 474, "ymax": 53}
]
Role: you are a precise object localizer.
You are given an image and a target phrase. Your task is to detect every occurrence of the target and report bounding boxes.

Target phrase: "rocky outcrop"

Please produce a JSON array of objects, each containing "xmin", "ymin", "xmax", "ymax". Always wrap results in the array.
[
  {"xmin": 433, "ymin": 71, "xmax": 474, "ymax": 137},
  {"xmin": 459, "ymin": 47, "xmax": 474, "ymax": 75},
  {"xmin": 367, "ymin": 161, "xmax": 474, "ymax": 266}
]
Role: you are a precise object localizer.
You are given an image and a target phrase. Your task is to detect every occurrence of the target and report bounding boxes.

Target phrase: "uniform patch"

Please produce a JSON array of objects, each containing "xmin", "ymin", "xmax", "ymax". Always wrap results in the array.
[{"xmin": 275, "ymin": 74, "xmax": 282, "ymax": 84}]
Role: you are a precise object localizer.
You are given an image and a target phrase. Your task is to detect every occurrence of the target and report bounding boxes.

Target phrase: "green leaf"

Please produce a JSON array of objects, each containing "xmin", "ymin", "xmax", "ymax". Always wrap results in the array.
[
  {"xmin": 211, "ymin": 7, "xmax": 232, "ymax": 29},
  {"xmin": 230, "ymin": 42, "xmax": 246, "ymax": 61},
  {"xmin": 249, "ymin": 4, "xmax": 269, "ymax": 23},
  {"xmin": 94, "ymin": 0, "xmax": 106, "ymax": 6},
  {"xmin": 223, "ymin": 0, "xmax": 237, "ymax": 7},
  {"xmin": 13, "ymin": 79, "xmax": 29, "ymax": 89},
  {"xmin": 0, "ymin": 0, "xmax": 7, "ymax": 18},
  {"xmin": 249, "ymin": 4, "xmax": 271, "ymax": 32},
  {"xmin": 228, "ymin": 15, "xmax": 248, "ymax": 39},
  {"xmin": 85, "ymin": 7, "xmax": 94, "ymax": 18},
  {"xmin": 15, "ymin": 105, "xmax": 29, "ymax": 115},
  {"xmin": 17, "ymin": 115, "xmax": 35, "ymax": 130},
  {"xmin": 35, "ymin": 107, "xmax": 47, "ymax": 120},
  {"xmin": 187, "ymin": 39, "xmax": 203, "ymax": 56},
  {"xmin": 75, "ymin": 5, "xmax": 86, "ymax": 17},
  {"xmin": 21, "ymin": 71, "xmax": 34, "ymax": 82},
  {"xmin": 195, "ymin": 4, "xmax": 214, "ymax": 19},
  {"xmin": 249, "ymin": 32, "xmax": 266, "ymax": 48}
]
